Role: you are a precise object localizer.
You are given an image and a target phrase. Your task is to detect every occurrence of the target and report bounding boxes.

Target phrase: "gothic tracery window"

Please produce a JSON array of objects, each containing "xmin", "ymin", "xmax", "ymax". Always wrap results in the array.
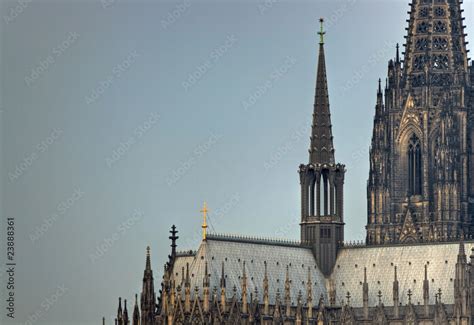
[
  {"xmin": 415, "ymin": 38, "xmax": 429, "ymax": 51},
  {"xmin": 408, "ymin": 134, "xmax": 422, "ymax": 196},
  {"xmin": 434, "ymin": 7, "xmax": 445, "ymax": 17},
  {"xmin": 414, "ymin": 55, "xmax": 428, "ymax": 71},
  {"xmin": 434, "ymin": 21, "xmax": 447, "ymax": 33},
  {"xmin": 419, "ymin": 7, "xmax": 429, "ymax": 18},
  {"xmin": 411, "ymin": 74, "xmax": 426, "ymax": 87},
  {"xmin": 417, "ymin": 22, "xmax": 429, "ymax": 33},
  {"xmin": 433, "ymin": 54, "xmax": 449, "ymax": 70},
  {"xmin": 431, "ymin": 73, "xmax": 451, "ymax": 86},
  {"xmin": 433, "ymin": 37, "xmax": 448, "ymax": 50}
]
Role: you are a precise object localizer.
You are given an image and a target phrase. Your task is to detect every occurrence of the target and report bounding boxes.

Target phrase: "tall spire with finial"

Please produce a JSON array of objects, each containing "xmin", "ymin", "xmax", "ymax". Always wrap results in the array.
[
  {"xmin": 117, "ymin": 297, "xmax": 123, "ymax": 323},
  {"xmin": 132, "ymin": 294, "xmax": 140, "ymax": 325},
  {"xmin": 300, "ymin": 17, "xmax": 345, "ymax": 278},
  {"xmin": 123, "ymin": 299, "xmax": 129, "ymax": 325},
  {"xmin": 201, "ymin": 202, "xmax": 208, "ymax": 240},
  {"xmin": 309, "ymin": 17, "xmax": 335, "ymax": 165},
  {"xmin": 455, "ymin": 237, "xmax": 468, "ymax": 310},
  {"xmin": 141, "ymin": 247, "xmax": 156, "ymax": 325}
]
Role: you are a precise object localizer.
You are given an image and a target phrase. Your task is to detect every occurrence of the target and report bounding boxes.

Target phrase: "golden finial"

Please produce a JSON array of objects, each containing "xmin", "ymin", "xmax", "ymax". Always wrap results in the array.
[
  {"xmin": 201, "ymin": 202, "xmax": 208, "ymax": 240},
  {"xmin": 318, "ymin": 18, "xmax": 326, "ymax": 45}
]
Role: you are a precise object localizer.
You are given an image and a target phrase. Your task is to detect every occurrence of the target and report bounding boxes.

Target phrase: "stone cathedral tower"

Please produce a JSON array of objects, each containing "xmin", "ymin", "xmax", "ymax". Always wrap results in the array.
[
  {"xmin": 299, "ymin": 20, "xmax": 345, "ymax": 276},
  {"xmin": 107, "ymin": 3, "xmax": 474, "ymax": 324},
  {"xmin": 367, "ymin": 0, "xmax": 473, "ymax": 245}
]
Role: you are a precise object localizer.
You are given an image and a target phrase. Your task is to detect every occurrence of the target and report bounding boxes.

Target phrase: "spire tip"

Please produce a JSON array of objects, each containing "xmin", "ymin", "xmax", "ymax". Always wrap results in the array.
[{"xmin": 318, "ymin": 18, "xmax": 326, "ymax": 45}]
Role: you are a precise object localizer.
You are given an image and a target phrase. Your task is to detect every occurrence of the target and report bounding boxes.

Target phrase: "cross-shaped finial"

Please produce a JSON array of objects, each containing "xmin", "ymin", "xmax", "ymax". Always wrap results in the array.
[
  {"xmin": 377, "ymin": 290, "xmax": 382, "ymax": 304},
  {"xmin": 201, "ymin": 202, "xmax": 208, "ymax": 240},
  {"xmin": 318, "ymin": 18, "xmax": 326, "ymax": 45},
  {"xmin": 169, "ymin": 225, "xmax": 179, "ymax": 254},
  {"xmin": 438, "ymin": 288, "xmax": 442, "ymax": 302},
  {"xmin": 407, "ymin": 289, "xmax": 412, "ymax": 303},
  {"xmin": 346, "ymin": 291, "xmax": 351, "ymax": 305}
]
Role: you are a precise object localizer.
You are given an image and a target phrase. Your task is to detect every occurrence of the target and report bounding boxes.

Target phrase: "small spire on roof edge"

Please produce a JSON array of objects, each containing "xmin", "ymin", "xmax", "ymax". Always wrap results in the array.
[{"xmin": 220, "ymin": 261, "xmax": 226, "ymax": 288}]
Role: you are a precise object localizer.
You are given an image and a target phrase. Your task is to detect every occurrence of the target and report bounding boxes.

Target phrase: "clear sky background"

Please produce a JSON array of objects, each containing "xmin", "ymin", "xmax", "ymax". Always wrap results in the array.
[{"xmin": 1, "ymin": 0, "xmax": 474, "ymax": 324}]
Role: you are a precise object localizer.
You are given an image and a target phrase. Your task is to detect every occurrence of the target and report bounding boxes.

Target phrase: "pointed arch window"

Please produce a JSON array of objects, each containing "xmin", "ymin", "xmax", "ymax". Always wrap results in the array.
[{"xmin": 408, "ymin": 134, "xmax": 422, "ymax": 196}]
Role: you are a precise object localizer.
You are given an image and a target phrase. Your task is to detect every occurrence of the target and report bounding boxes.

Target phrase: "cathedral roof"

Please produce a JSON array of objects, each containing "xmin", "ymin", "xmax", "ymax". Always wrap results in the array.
[
  {"xmin": 171, "ymin": 236, "xmax": 472, "ymax": 309},
  {"xmin": 332, "ymin": 241, "xmax": 474, "ymax": 308},
  {"xmin": 170, "ymin": 234, "xmax": 328, "ymax": 304}
]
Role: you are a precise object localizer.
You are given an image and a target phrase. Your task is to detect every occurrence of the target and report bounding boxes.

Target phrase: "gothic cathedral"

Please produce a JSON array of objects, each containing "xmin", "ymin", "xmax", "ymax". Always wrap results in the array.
[
  {"xmin": 106, "ymin": 1, "xmax": 474, "ymax": 324},
  {"xmin": 367, "ymin": 0, "xmax": 472, "ymax": 245}
]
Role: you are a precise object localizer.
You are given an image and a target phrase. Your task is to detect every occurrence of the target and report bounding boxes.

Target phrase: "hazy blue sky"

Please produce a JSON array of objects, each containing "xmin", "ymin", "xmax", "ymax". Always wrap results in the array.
[{"xmin": 1, "ymin": 0, "xmax": 474, "ymax": 324}]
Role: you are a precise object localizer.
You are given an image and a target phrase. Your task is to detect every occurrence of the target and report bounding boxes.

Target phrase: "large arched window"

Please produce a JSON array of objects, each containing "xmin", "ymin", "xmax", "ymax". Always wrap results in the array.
[{"xmin": 408, "ymin": 134, "xmax": 422, "ymax": 195}]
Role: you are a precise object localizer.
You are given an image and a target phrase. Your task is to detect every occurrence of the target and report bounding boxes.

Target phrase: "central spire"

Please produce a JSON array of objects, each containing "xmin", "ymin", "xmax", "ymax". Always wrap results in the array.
[
  {"xmin": 309, "ymin": 18, "xmax": 335, "ymax": 165},
  {"xmin": 300, "ymin": 20, "xmax": 345, "ymax": 277}
]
